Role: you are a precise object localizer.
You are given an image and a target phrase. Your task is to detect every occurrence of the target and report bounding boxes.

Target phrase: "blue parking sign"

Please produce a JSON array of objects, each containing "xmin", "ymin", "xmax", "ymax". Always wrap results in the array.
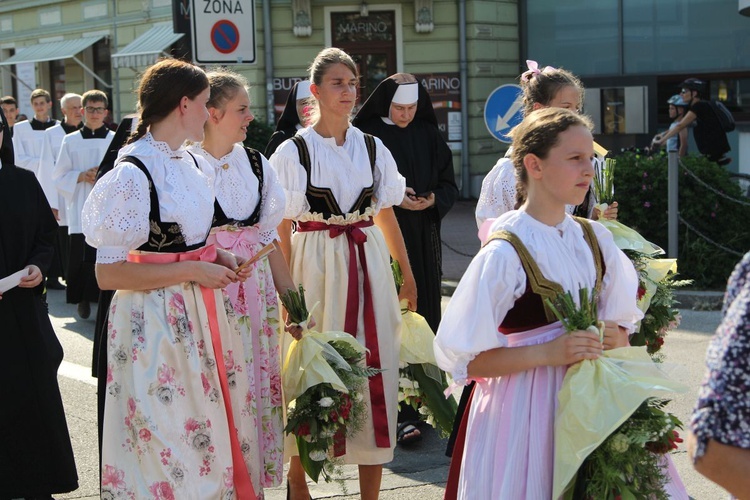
[{"xmin": 484, "ymin": 84, "xmax": 524, "ymax": 143}]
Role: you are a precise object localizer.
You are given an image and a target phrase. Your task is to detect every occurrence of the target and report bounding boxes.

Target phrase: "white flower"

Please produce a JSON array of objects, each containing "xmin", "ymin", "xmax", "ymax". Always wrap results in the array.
[
  {"xmin": 609, "ymin": 433, "xmax": 630, "ymax": 453},
  {"xmin": 418, "ymin": 405, "xmax": 433, "ymax": 416},
  {"xmin": 308, "ymin": 449, "xmax": 327, "ymax": 462},
  {"xmin": 318, "ymin": 397, "xmax": 334, "ymax": 408}
]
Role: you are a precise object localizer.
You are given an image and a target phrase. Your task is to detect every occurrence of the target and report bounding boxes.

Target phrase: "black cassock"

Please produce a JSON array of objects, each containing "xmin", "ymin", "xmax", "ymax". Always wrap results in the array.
[
  {"xmin": 355, "ymin": 79, "xmax": 458, "ymax": 332},
  {"xmin": 0, "ymin": 160, "xmax": 79, "ymax": 496}
]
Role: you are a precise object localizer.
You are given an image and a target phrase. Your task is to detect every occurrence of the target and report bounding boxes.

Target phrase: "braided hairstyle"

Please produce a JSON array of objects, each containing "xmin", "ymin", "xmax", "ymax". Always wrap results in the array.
[
  {"xmin": 127, "ymin": 59, "xmax": 209, "ymax": 144},
  {"xmin": 510, "ymin": 107, "xmax": 593, "ymax": 209}
]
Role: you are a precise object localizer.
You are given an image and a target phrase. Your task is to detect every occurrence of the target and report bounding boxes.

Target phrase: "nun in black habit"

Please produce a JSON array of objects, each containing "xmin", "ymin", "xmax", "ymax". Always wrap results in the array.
[
  {"xmin": 353, "ymin": 74, "xmax": 458, "ymax": 333},
  {"xmin": 0, "ymin": 107, "xmax": 79, "ymax": 498},
  {"xmin": 263, "ymin": 79, "xmax": 312, "ymax": 157}
]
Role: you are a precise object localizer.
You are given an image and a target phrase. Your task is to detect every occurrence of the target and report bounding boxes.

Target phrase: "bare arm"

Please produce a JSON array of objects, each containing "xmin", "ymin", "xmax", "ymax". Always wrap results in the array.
[
  {"xmin": 373, "ymin": 207, "xmax": 417, "ymax": 310},
  {"xmin": 268, "ymin": 240, "xmax": 295, "ymax": 295},
  {"xmin": 654, "ymin": 111, "xmax": 697, "ymax": 144},
  {"xmin": 96, "ymin": 259, "xmax": 238, "ymax": 291},
  {"xmin": 277, "ymin": 219, "xmax": 293, "ymax": 266},
  {"xmin": 467, "ymin": 329, "xmax": 603, "ymax": 378},
  {"xmin": 687, "ymin": 433, "xmax": 750, "ymax": 499}
]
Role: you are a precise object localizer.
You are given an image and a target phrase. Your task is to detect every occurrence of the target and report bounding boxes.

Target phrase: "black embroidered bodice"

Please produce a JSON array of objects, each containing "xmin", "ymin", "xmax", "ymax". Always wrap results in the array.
[
  {"xmin": 291, "ymin": 134, "xmax": 377, "ymax": 218},
  {"xmin": 121, "ymin": 155, "xmax": 207, "ymax": 253},
  {"xmin": 212, "ymin": 147, "xmax": 265, "ymax": 228}
]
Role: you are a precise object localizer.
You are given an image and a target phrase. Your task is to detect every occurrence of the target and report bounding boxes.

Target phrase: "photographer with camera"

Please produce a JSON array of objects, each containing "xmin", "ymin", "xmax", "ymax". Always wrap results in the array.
[{"xmin": 652, "ymin": 78, "xmax": 731, "ymax": 166}]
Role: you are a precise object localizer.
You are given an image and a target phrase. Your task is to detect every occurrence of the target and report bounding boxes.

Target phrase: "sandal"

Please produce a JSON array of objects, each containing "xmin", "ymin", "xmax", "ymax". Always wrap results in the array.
[{"xmin": 397, "ymin": 421, "xmax": 422, "ymax": 446}]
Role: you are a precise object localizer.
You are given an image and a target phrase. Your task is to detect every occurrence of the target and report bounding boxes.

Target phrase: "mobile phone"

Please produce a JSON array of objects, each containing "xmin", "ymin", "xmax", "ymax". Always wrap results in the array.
[{"xmin": 414, "ymin": 191, "xmax": 433, "ymax": 198}]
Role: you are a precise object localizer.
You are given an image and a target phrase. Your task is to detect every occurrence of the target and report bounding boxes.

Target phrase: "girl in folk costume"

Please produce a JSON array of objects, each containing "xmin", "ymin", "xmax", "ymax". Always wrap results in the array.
[
  {"xmin": 435, "ymin": 108, "xmax": 641, "ymax": 499},
  {"xmin": 474, "ymin": 61, "xmax": 618, "ymax": 230},
  {"xmin": 82, "ymin": 59, "xmax": 262, "ymax": 499},
  {"xmin": 269, "ymin": 47, "xmax": 417, "ymax": 500},
  {"xmin": 188, "ymin": 69, "xmax": 304, "ymax": 494}
]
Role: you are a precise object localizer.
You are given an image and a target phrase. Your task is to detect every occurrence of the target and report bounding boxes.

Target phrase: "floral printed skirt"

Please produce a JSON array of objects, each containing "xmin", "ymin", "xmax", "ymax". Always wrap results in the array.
[
  {"xmin": 208, "ymin": 227, "xmax": 284, "ymax": 489},
  {"xmin": 101, "ymin": 282, "xmax": 259, "ymax": 499}
]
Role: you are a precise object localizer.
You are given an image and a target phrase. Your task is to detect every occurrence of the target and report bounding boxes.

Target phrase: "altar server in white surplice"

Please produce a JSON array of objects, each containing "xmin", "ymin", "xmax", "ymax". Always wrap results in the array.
[{"xmin": 53, "ymin": 89, "xmax": 114, "ymax": 319}]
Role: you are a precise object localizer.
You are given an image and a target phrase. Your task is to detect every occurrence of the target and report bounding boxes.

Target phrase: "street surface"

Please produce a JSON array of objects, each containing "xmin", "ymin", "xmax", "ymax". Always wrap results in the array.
[{"xmin": 48, "ymin": 289, "xmax": 726, "ymax": 499}]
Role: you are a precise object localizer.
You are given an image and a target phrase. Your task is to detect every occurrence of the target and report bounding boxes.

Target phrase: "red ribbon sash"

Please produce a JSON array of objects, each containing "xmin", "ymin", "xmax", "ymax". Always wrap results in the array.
[
  {"xmin": 127, "ymin": 245, "xmax": 257, "ymax": 499},
  {"xmin": 297, "ymin": 220, "xmax": 391, "ymax": 450}
]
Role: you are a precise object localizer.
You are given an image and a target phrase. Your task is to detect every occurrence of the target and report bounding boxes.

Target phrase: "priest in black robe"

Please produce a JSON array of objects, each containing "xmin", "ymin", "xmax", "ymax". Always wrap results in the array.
[
  {"xmin": 0, "ymin": 108, "xmax": 79, "ymax": 498},
  {"xmin": 354, "ymin": 74, "xmax": 458, "ymax": 333}
]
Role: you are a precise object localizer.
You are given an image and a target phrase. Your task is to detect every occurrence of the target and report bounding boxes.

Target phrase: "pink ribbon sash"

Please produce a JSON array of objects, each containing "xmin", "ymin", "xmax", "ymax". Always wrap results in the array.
[{"xmin": 127, "ymin": 245, "xmax": 257, "ymax": 499}]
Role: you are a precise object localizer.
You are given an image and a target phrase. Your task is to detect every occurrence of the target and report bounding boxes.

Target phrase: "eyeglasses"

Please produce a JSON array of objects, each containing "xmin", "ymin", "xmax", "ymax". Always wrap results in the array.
[
  {"xmin": 679, "ymin": 89, "xmax": 690, "ymax": 95},
  {"xmin": 85, "ymin": 106, "xmax": 107, "ymax": 114}
]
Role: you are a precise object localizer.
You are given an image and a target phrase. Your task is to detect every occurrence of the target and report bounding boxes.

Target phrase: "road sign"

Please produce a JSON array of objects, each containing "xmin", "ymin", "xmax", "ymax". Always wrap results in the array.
[
  {"xmin": 191, "ymin": 0, "xmax": 256, "ymax": 64},
  {"xmin": 483, "ymin": 84, "xmax": 524, "ymax": 143}
]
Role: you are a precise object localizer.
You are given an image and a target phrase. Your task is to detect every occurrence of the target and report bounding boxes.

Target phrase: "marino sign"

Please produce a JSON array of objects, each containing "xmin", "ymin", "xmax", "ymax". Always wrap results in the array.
[{"xmin": 190, "ymin": 0, "xmax": 256, "ymax": 64}]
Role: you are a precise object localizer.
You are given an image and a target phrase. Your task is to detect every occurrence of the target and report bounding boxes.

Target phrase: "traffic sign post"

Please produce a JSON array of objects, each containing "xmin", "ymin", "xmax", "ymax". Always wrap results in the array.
[
  {"xmin": 483, "ymin": 84, "xmax": 524, "ymax": 143},
  {"xmin": 191, "ymin": 0, "xmax": 256, "ymax": 64}
]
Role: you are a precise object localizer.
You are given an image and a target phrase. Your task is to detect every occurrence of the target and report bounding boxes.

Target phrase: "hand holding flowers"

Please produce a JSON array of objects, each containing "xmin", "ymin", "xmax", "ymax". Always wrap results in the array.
[{"xmin": 547, "ymin": 287, "xmax": 688, "ymax": 499}]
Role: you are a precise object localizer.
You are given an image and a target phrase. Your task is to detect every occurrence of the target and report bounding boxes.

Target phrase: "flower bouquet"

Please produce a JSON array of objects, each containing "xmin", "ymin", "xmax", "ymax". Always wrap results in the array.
[
  {"xmin": 392, "ymin": 261, "xmax": 457, "ymax": 437},
  {"xmin": 626, "ymin": 251, "xmax": 692, "ymax": 360},
  {"xmin": 546, "ymin": 288, "xmax": 688, "ymax": 500},
  {"xmin": 280, "ymin": 285, "xmax": 379, "ymax": 483}
]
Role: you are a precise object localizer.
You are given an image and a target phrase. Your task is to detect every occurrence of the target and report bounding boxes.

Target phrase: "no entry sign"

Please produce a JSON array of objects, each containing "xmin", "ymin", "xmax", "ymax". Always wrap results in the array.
[{"xmin": 191, "ymin": 0, "xmax": 256, "ymax": 64}]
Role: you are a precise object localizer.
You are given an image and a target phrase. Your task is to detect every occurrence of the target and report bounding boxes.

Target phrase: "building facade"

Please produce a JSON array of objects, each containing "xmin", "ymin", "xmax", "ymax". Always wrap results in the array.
[{"xmin": 0, "ymin": 0, "xmax": 747, "ymax": 196}]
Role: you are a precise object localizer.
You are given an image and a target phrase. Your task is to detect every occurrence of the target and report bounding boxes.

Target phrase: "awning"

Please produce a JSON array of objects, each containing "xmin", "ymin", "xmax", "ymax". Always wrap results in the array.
[
  {"xmin": 111, "ymin": 25, "xmax": 184, "ymax": 69},
  {"xmin": 0, "ymin": 36, "xmax": 103, "ymax": 66}
]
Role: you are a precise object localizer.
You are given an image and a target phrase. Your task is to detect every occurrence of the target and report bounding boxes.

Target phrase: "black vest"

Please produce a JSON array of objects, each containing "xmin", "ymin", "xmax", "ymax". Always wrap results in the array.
[
  {"xmin": 291, "ymin": 134, "xmax": 377, "ymax": 218},
  {"xmin": 119, "ymin": 154, "xmax": 208, "ymax": 253}
]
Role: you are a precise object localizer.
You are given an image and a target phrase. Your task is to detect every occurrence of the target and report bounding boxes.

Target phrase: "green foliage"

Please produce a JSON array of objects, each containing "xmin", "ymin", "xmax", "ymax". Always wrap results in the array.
[
  {"xmin": 575, "ymin": 399, "xmax": 683, "ymax": 500},
  {"xmin": 243, "ymin": 119, "xmax": 274, "ymax": 152},
  {"xmin": 612, "ymin": 151, "xmax": 750, "ymax": 288}
]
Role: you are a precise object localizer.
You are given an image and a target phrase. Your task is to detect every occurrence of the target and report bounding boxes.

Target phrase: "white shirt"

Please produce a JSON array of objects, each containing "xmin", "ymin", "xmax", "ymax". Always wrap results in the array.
[
  {"xmin": 434, "ymin": 211, "xmax": 643, "ymax": 384},
  {"xmin": 269, "ymin": 125, "xmax": 406, "ymax": 218},
  {"xmin": 12, "ymin": 119, "xmax": 58, "ymax": 175},
  {"xmin": 83, "ymin": 133, "xmax": 215, "ymax": 264},
  {"xmin": 188, "ymin": 143, "xmax": 286, "ymax": 245},
  {"xmin": 38, "ymin": 124, "xmax": 76, "ymax": 224},
  {"xmin": 52, "ymin": 127, "xmax": 114, "ymax": 234}
]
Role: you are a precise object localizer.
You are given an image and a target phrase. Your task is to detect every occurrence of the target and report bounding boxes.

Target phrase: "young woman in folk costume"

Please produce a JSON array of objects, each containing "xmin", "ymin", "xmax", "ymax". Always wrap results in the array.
[
  {"xmin": 188, "ymin": 68, "xmax": 305, "ymax": 495},
  {"xmin": 435, "ymin": 107, "xmax": 640, "ymax": 499},
  {"xmin": 82, "ymin": 59, "xmax": 264, "ymax": 499},
  {"xmin": 269, "ymin": 47, "xmax": 417, "ymax": 500},
  {"xmin": 474, "ymin": 60, "xmax": 618, "ymax": 230}
]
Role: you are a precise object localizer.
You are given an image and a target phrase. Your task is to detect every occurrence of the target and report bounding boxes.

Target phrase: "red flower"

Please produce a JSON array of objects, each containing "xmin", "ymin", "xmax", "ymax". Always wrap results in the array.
[
  {"xmin": 637, "ymin": 285, "xmax": 647, "ymax": 300},
  {"xmin": 139, "ymin": 428, "xmax": 152, "ymax": 442},
  {"xmin": 297, "ymin": 422, "xmax": 310, "ymax": 436}
]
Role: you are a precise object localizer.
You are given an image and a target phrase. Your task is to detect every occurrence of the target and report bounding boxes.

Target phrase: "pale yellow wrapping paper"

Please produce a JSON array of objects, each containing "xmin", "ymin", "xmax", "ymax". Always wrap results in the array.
[
  {"xmin": 399, "ymin": 299, "xmax": 437, "ymax": 366},
  {"xmin": 595, "ymin": 205, "xmax": 664, "ymax": 256},
  {"xmin": 552, "ymin": 346, "xmax": 688, "ymax": 499},
  {"xmin": 282, "ymin": 329, "xmax": 366, "ymax": 405},
  {"xmin": 637, "ymin": 258, "xmax": 678, "ymax": 313}
]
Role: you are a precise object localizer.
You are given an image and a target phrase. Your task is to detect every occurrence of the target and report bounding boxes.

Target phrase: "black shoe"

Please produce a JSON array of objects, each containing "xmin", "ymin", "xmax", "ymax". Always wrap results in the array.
[
  {"xmin": 47, "ymin": 278, "xmax": 66, "ymax": 290},
  {"xmin": 77, "ymin": 300, "xmax": 91, "ymax": 319}
]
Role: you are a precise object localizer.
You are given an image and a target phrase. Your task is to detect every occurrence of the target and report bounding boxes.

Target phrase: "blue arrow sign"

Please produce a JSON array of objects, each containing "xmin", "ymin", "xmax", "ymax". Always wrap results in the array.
[{"xmin": 484, "ymin": 84, "xmax": 524, "ymax": 143}]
